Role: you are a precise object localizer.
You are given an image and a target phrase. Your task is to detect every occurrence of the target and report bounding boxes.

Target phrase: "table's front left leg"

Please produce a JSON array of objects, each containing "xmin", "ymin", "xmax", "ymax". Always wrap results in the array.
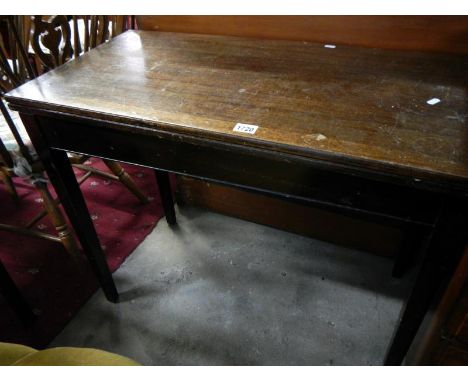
[{"xmin": 19, "ymin": 113, "xmax": 119, "ymax": 303}]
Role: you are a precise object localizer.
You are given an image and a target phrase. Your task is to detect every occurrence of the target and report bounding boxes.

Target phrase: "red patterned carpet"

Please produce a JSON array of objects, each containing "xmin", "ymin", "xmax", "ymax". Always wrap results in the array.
[{"xmin": 0, "ymin": 158, "xmax": 164, "ymax": 348}]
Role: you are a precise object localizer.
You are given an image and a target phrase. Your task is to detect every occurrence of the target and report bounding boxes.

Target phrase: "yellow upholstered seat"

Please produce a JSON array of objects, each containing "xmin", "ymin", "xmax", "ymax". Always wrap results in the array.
[{"xmin": 0, "ymin": 342, "xmax": 140, "ymax": 366}]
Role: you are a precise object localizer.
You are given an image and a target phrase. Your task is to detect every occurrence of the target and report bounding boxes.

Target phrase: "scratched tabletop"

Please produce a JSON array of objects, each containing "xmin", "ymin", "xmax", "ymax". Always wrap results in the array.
[{"xmin": 6, "ymin": 31, "xmax": 468, "ymax": 188}]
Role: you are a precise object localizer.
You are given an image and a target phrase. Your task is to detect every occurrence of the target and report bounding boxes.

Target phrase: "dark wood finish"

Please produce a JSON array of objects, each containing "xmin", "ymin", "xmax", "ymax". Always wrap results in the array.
[
  {"xmin": 1, "ymin": 15, "xmax": 127, "ymax": 294},
  {"xmin": 73, "ymin": 16, "xmax": 111, "ymax": 55},
  {"xmin": 18, "ymin": 113, "xmax": 118, "ymax": 303},
  {"xmin": 5, "ymin": 30, "xmax": 468, "ymax": 365},
  {"xmin": 431, "ymin": 341, "xmax": 468, "ymax": 365},
  {"xmin": 137, "ymin": 16, "xmax": 468, "ymax": 55},
  {"xmin": 409, "ymin": 249, "xmax": 468, "ymax": 364},
  {"xmin": 0, "ymin": 16, "xmax": 81, "ymax": 259},
  {"xmin": 83, "ymin": 16, "xmax": 90, "ymax": 52},
  {"xmin": 72, "ymin": 16, "xmax": 81, "ymax": 59},
  {"xmin": 385, "ymin": 200, "xmax": 467, "ymax": 365},
  {"xmin": 112, "ymin": 16, "xmax": 125, "ymax": 38},
  {"xmin": 177, "ymin": 177, "xmax": 428, "ymax": 278},
  {"xmin": 31, "ymin": 15, "xmax": 72, "ymax": 70},
  {"xmin": 7, "ymin": 17, "xmax": 35, "ymax": 79},
  {"xmin": 90, "ymin": 16, "xmax": 109, "ymax": 49},
  {"xmin": 445, "ymin": 282, "xmax": 468, "ymax": 344},
  {"xmin": 176, "ymin": 176, "xmax": 403, "ymax": 258},
  {"xmin": 0, "ymin": 16, "xmax": 35, "ymax": 91},
  {"xmin": 392, "ymin": 227, "xmax": 427, "ymax": 278},
  {"xmin": 7, "ymin": 31, "xmax": 468, "ymax": 192},
  {"xmin": 30, "ymin": 15, "xmax": 149, "ymax": 204},
  {"xmin": 155, "ymin": 170, "xmax": 176, "ymax": 225},
  {"xmin": 24, "ymin": 112, "xmax": 444, "ymax": 228},
  {"xmin": 137, "ymin": 18, "xmax": 468, "ymax": 258}
]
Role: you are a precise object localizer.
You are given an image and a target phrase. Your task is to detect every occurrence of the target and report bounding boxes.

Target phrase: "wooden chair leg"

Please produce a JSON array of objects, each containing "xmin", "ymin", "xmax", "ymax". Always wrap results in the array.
[
  {"xmin": 34, "ymin": 180, "xmax": 81, "ymax": 260},
  {"xmin": 102, "ymin": 159, "xmax": 149, "ymax": 204}
]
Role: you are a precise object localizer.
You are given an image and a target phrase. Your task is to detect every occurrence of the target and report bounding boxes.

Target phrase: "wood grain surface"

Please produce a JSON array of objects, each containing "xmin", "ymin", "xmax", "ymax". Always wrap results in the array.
[
  {"xmin": 5, "ymin": 30, "xmax": 468, "ymax": 189},
  {"xmin": 137, "ymin": 16, "xmax": 468, "ymax": 55}
]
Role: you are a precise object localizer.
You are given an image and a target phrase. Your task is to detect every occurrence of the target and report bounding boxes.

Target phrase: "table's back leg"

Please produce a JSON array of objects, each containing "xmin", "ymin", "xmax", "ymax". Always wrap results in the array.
[
  {"xmin": 19, "ymin": 113, "xmax": 119, "ymax": 303},
  {"xmin": 155, "ymin": 170, "xmax": 176, "ymax": 225},
  {"xmin": 384, "ymin": 199, "xmax": 467, "ymax": 365},
  {"xmin": 392, "ymin": 226, "xmax": 428, "ymax": 278}
]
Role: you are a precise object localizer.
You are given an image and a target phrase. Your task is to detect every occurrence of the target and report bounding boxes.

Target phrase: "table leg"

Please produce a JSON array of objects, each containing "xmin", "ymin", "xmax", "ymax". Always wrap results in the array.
[
  {"xmin": 19, "ymin": 113, "xmax": 119, "ymax": 303},
  {"xmin": 392, "ymin": 226, "xmax": 427, "ymax": 278},
  {"xmin": 0, "ymin": 260, "xmax": 35, "ymax": 326},
  {"xmin": 384, "ymin": 199, "xmax": 467, "ymax": 365},
  {"xmin": 155, "ymin": 170, "xmax": 176, "ymax": 225}
]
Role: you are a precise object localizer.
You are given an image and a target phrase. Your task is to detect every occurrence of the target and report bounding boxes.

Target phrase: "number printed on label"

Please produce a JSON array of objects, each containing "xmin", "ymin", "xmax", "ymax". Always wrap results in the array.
[{"xmin": 233, "ymin": 123, "xmax": 259, "ymax": 135}]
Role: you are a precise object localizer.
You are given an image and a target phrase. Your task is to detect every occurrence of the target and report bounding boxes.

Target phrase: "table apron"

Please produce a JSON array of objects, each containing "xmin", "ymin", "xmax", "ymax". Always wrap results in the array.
[{"xmin": 34, "ymin": 114, "xmax": 441, "ymax": 228}]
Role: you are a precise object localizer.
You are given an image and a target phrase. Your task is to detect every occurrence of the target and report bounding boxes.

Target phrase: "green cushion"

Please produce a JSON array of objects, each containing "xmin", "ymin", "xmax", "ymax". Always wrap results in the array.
[
  {"xmin": 0, "ymin": 342, "xmax": 140, "ymax": 366},
  {"xmin": 0, "ymin": 342, "xmax": 37, "ymax": 366}
]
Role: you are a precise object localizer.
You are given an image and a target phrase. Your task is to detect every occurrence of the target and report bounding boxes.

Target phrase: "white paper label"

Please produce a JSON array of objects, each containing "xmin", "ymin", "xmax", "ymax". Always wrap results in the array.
[
  {"xmin": 233, "ymin": 123, "xmax": 258, "ymax": 135},
  {"xmin": 426, "ymin": 98, "xmax": 441, "ymax": 105},
  {"xmin": 324, "ymin": 44, "xmax": 336, "ymax": 49}
]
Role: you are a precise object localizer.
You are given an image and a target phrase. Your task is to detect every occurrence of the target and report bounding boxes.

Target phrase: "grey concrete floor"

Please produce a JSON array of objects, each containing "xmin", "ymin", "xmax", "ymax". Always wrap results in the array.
[{"xmin": 51, "ymin": 205, "xmax": 414, "ymax": 365}]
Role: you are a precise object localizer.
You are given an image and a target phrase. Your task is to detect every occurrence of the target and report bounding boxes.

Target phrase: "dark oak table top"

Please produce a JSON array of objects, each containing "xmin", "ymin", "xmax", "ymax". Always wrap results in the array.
[{"xmin": 6, "ymin": 30, "xmax": 468, "ymax": 190}]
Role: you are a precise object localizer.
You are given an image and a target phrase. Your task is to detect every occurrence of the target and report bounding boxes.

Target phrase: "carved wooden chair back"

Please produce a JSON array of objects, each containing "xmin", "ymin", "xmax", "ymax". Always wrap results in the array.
[
  {"xmin": 32, "ymin": 16, "xmax": 126, "ymax": 69},
  {"xmin": 30, "ymin": 15, "xmax": 149, "ymax": 205},
  {"xmin": 72, "ymin": 16, "xmax": 110, "ymax": 58},
  {"xmin": 0, "ymin": 16, "xmax": 81, "ymax": 258},
  {"xmin": 31, "ymin": 15, "xmax": 73, "ymax": 71},
  {"xmin": 0, "ymin": 16, "xmax": 35, "ymax": 92},
  {"xmin": 0, "ymin": 16, "xmax": 36, "ymax": 168},
  {"xmin": 0, "ymin": 15, "xmax": 142, "ymax": 264}
]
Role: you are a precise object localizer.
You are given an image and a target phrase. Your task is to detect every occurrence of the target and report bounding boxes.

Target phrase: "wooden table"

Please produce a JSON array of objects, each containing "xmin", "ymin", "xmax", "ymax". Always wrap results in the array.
[{"xmin": 5, "ymin": 31, "xmax": 468, "ymax": 365}]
